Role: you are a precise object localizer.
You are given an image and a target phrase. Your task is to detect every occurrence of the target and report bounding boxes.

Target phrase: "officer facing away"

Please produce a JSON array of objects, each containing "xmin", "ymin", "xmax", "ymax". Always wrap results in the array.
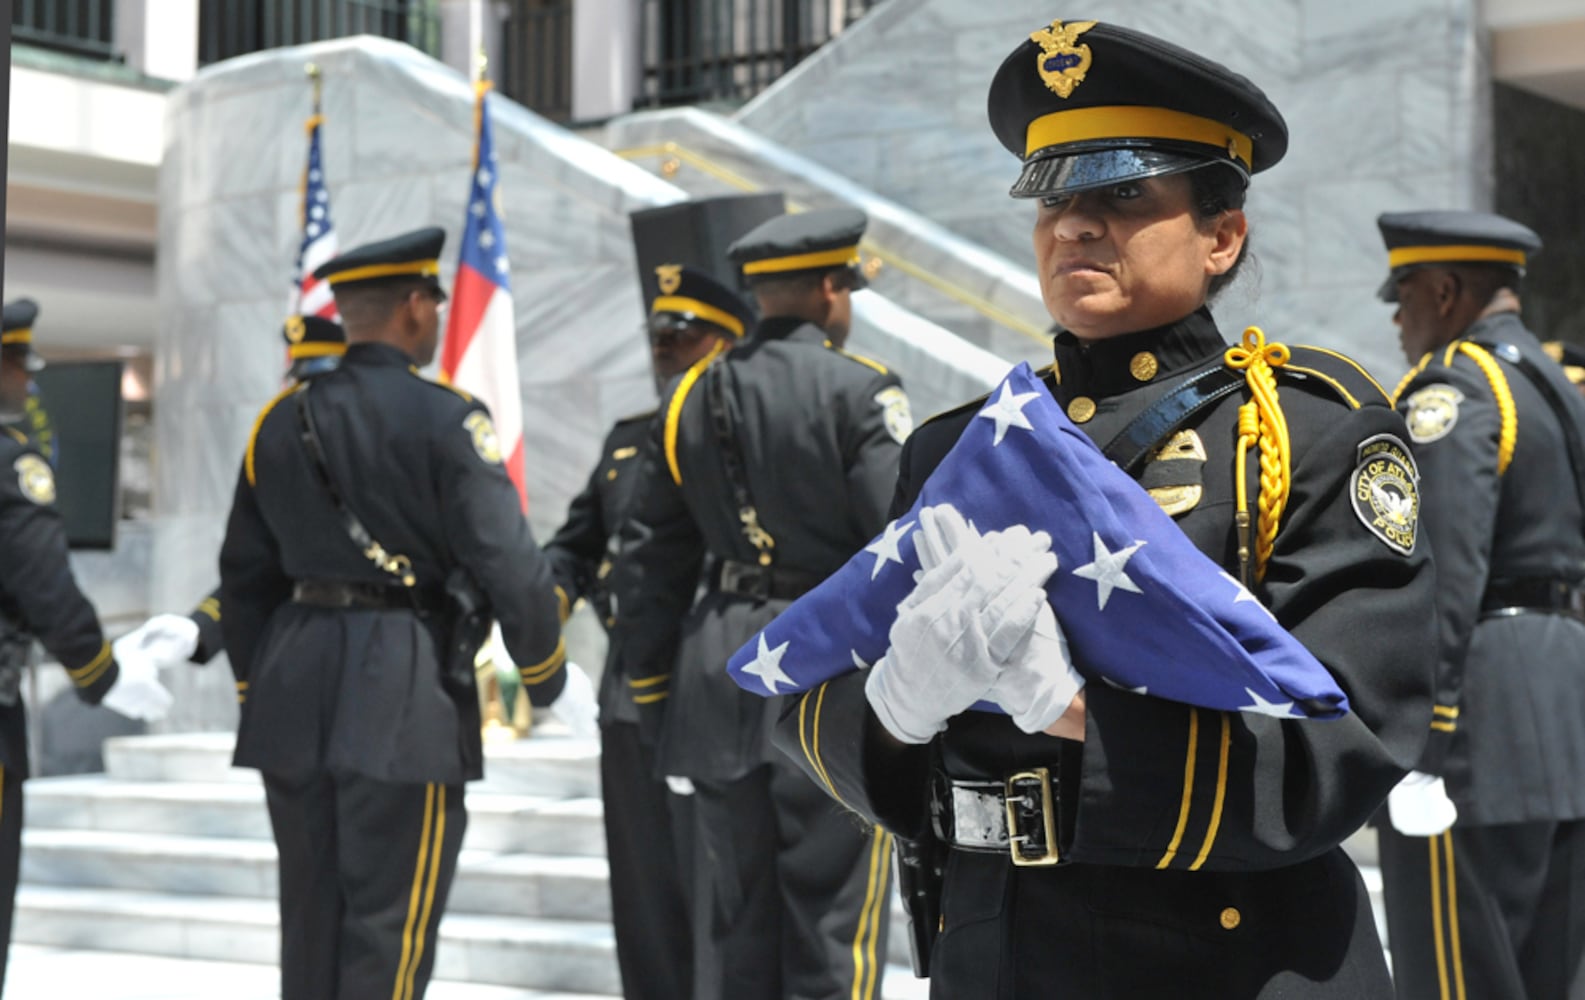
[{"xmin": 219, "ymin": 228, "xmax": 573, "ymax": 1000}]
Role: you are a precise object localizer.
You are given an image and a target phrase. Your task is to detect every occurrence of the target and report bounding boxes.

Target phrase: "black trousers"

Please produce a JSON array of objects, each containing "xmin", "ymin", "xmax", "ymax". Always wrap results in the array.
[
  {"xmin": 691, "ymin": 755, "xmax": 892, "ymax": 1000},
  {"xmin": 1380, "ymin": 821, "xmax": 1585, "ymax": 1000},
  {"xmin": 0, "ymin": 765, "xmax": 20, "ymax": 998},
  {"xmin": 262, "ymin": 770, "xmax": 466, "ymax": 1000},
  {"xmin": 601, "ymin": 719, "xmax": 696, "ymax": 1000}
]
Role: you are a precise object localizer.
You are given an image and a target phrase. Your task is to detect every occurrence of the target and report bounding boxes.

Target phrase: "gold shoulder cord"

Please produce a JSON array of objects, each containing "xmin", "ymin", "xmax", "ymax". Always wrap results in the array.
[
  {"xmin": 1224, "ymin": 327, "xmax": 1293, "ymax": 585},
  {"xmin": 1455, "ymin": 343, "xmax": 1517, "ymax": 475}
]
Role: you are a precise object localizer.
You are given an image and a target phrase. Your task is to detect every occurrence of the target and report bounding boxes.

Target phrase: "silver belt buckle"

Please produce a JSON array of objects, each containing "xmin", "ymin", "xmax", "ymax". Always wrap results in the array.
[{"xmin": 1005, "ymin": 767, "xmax": 1061, "ymax": 867}]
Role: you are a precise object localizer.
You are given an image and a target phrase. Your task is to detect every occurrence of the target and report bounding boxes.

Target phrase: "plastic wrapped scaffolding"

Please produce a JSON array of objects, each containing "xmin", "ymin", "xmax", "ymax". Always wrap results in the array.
[{"xmin": 152, "ymin": 36, "xmax": 1011, "ymax": 732}]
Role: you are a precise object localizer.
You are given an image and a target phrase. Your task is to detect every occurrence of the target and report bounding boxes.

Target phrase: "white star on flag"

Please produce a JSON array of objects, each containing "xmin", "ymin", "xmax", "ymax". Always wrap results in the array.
[
  {"xmin": 1239, "ymin": 686, "xmax": 1298, "ymax": 718},
  {"xmin": 1073, "ymin": 532, "xmax": 1145, "ymax": 610},
  {"xmin": 479, "ymin": 167, "xmax": 493, "ymax": 187},
  {"xmin": 310, "ymin": 206, "xmax": 325, "ymax": 220},
  {"xmin": 742, "ymin": 634, "xmax": 795, "ymax": 693},
  {"xmin": 479, "ymin": 230, "xmax": 496, "ymax": 250},
  {"xmin": 316, "ymin": 190, "xmax": 328, "ymax": 203},
  {"xmin": 1220, "ymin": 571, "xmax": 1276, "ymax": 620},
  {"xmin": 471, "ymin": 200, "xmax": 487, "ymax": 219},
  {"xmin": 309, "ymin": 169, "xmax": 320, "ymax": 183},
  {"xmin": 863, "ymin": 518, "xmax": 914, "ymax": 580},
  {"xmin": 977, "ymin": 382, "xmax": 1041, "ymax": 446},
  {"xmin": 307, "ymin": 223, "xmax": 320, "ymax": 237},
  {"xmin": 495, "ymin": 255, "xmax": 510, "ymax": 275}
]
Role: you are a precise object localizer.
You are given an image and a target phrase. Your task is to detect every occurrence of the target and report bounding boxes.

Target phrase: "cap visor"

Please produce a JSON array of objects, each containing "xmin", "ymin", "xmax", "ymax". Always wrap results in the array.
[
  {"xmin": 1377, "ymin": 273, "xmax": 1400, "ymax": 303},
  {"xmin": 1010, "ymin": 147, "xmax": 1236, "ymax": 200}
]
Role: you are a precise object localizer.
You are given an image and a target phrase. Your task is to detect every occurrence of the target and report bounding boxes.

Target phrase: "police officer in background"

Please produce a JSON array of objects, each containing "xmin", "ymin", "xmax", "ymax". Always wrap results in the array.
[
  {"xmin": 1378, "ymin": 211, "xmax": 1585, "ymax": 999},
  {"xmin": 0, "ymin": 298, "xmax": 172, "ymax": 989},
  {"xmin": 219, "ymin": 229, "xmax": 576, "ymax": 1000},
  {"xmin": 543, "ymin": 265, "xmax": 752, "ymax": 1000},
  {"xmin": 773, "ymin": 22, "xmax": 1436, "ymax": 998},
  {"xmin": 612, "ymin": 209, "xmax": 906, "ymax": 999},
  {"xmin": 123, "ymin": 315, "xmax": 349, "ymax": 670},
  {"xmin": 1543, "ymin": 340, "xmax": 1585, "ymax": 400}
]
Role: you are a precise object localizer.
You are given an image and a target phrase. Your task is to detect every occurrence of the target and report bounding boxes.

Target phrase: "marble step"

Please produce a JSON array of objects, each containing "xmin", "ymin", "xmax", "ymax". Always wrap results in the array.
[
  {"xmin": 20, "ymin": 830, "xmax": 613, "ymax": 922},
  {"xmin": 103, "ymin": 732, "xmax": 601, "ymax": 799},
  {"xmin": 7, "ymin": 943, "xmax": 615, "ymax": 1000},
  {"xmin": 14, "ymin": 885, "xmax": 623, "ymax": 995},
  {"xmin": 24, "ymin": 776, "xmax": 606, "ymax": 856},
  {"xmin": 12, "ymin": 887, "xmax": 927, "ymax": 998}
]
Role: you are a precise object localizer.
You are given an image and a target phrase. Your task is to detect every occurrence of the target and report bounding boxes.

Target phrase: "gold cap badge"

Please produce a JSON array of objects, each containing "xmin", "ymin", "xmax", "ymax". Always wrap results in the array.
[
  {"xmin": 285, "ymin": 315, "xmax": 307, "ymax": 344},
  {"xmin": 1031, "ymin": 20, "xmax": 1097, "ymax": 99},
  {"xmin": 656, "ymin": 264, "xmax": 683, "ymax": 296}
]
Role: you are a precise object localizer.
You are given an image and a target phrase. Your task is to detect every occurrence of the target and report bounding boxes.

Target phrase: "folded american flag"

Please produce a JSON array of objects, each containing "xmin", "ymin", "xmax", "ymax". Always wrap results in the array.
[{"xmin": 727, "ymin": 362, "xmax": 1348, "ymax": 720}]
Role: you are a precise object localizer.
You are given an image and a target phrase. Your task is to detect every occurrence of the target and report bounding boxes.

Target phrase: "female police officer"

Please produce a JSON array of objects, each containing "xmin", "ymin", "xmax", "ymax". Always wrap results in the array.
[{"xmin": 772, "ymin": 19, "xmax": 1435, "ymax": 999}]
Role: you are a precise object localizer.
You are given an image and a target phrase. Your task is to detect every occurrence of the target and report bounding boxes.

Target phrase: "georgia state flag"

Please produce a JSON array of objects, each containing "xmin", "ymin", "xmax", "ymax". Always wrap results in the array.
[{"xmin": 727, "ymin": 362, "xmax": 1349, "ymax": 721}]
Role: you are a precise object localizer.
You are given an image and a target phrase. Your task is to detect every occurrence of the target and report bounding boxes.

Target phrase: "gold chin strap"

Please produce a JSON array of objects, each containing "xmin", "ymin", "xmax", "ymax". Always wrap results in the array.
[{"xmin": 1224, "ymin": 327, "xmax": 1293, "ymax": 585}]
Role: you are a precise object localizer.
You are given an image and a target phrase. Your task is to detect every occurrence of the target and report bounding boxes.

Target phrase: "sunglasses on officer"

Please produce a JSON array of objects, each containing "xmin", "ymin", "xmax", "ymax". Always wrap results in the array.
[{"xmin": 646, "ymin": 313, "xmax": 717, "ymax": 349}]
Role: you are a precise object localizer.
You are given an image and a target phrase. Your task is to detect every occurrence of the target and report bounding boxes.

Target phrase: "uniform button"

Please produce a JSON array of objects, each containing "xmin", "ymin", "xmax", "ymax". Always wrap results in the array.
[
  {"xmin": 1068, "ymin": 396, "xmax": 1097, "ymax": 423},
  {"xmin": 1219, "ymin": 907, "xmax": 1241, "ymax": 930},
  {"xmin": 1130, "ymin": 351, "xmax": 1159, "ymax": 382},
  {"xmin": 605, "ymin": 616, "xmax": 616, "ymax": 628},
  {"xmin": 606, "ymin": 469, "xmax": 618, "ymax": 481}
]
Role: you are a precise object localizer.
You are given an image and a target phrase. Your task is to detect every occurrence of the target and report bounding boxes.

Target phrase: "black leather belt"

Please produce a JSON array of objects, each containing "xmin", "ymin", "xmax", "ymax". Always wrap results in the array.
[
  {"xmin": 292, "ymin": 579, "xmax": 440, "ymax": 613},
  {"xmin": 945, "ymin": 767, "xmax": 1067, "ymax": 867},
  {"xmin": 1480, "ymin": 578, "xmax": 1585, "ymax": 620},
  {"xmin": 713, "ymin": 559, "xmax": 824, "ymax": 602}
]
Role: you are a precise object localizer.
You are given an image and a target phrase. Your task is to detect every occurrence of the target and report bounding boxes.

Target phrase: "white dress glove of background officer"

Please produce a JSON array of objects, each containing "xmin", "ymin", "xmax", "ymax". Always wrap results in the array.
[
  {"xmin": 104, "ymin": 630, "xmax": 177, "ymax": 722},
  {"xmin": 551, "ymin": 661, "xmax": 600, "ymax": 740},
  {"xmin": 115, "ymin": 614, "xmax": 200, "ymax": 671},
  {"xmin": 1387, "ymin": 769, "xmax": 1458, "ymax": 837},
  {"xmin": 866, "ymin": 505, "xmax": 1080, "ymax": 743}
]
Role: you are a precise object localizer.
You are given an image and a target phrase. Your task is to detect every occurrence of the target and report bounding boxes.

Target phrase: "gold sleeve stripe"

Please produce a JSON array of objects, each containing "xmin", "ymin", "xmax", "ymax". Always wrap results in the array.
[
  {"xmin": 1443, "ymin": 831, "xmax": 1469, "ymax": 999},
  {"xmin": 1457, "ymin": 343, "xmax": 1517, "ymax": 475},
  {"xmin": 1188, "ymin": 712, "xmax": 1233, "ymax": 872},
  {"xmin": 1392, "ymin": 353, "xmax": 1437, "ymax": 406},
  {"xmin": 69, "ymin": 642, "xmax": 114, "ymax": 688},
  {"xmin": 2, "ymin": 427, "xmax": 25, "ymax": 445},
  {"xmin": 1298, "ymin": 346, "xmax": 1391, "ymax": 402},
  {"xmin": 235, "ymin": 681, "xmax": 250, "ymax": 690},
  {"xmin": 517, "ymin": 638, "xmax": 566, "ymax": 684},
  {"xmin": 554, "ymin": 586, "xmax": 571, "ymax": 624},
  {"xmin": 848, "ymin": 828, "xmax": 890, "ymax": 1000},
  {"xmin": 664, "ymin": 341, "xmax": 728, "ymax": 485},
  {"xmin": 197, "ymin": 598, "xmax": 222, "ymax": 621},
  {"xmin": 392, "ymin": 783, "xmax": 438, "ymax": 1000},
  {"xmin": 633, "ymin": 691, "xmax": 669, "ymax": 705},
  {"xmin": 1282, "ymin": 364, "xmax": 1360, "ymax": 409},
  {"xmin": 1431, "ymin": 720, "xmax": 1457, "ymax": 733},
  {"xmin": 628, "ymin": 674, "xmax": 670, "ymax": 688},
  {"xmin": 245, "ymin": 384, "xmax": 302, "ymax": 487},
  {"xmin": 1156, "ymin": 707, "xmax": 1201, "ymax": 870},
  {"xmin": 1433, "ymin": 705, "xmax": 1460, "ymax": 718}
]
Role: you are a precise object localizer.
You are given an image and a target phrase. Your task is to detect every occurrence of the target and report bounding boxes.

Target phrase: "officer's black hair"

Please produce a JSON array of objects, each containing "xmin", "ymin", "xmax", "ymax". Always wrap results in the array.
[
  {"xmin": 1189, "ymin": 164, "xmax": 1252, "ymax": 301},
  {"xmin": 336, "ymin": 278, "xmax": 431, "ymax": 333},
  {"xmin": 1446, "ymin": 262, "xmax": 1523, "ymax": 306}
]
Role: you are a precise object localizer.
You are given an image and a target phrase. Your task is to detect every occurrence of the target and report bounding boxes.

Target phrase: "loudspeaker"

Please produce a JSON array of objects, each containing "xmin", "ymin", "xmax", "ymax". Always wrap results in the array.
[{"xmin": 630, "ymin": 193, "xmax": 787, "ymax": 311}]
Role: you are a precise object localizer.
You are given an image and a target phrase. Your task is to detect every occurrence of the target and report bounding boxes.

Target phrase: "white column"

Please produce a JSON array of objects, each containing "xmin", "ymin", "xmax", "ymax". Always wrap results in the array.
[
  {"xmin": 572, "ymin": 0, "xmax": 643, "ymax": 121},
  {"xmin": 440, "ymin": 0, "xmax": 503, "ymax": 81},
  {"xmin": 116, "ymin": 0, "xmax": 200, "ymax": 82}
]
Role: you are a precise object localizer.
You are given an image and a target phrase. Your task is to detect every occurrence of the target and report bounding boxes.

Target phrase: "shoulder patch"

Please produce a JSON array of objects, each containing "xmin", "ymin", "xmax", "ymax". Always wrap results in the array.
[
  {"xmin": 1351, "ymin": 433, "xmax": 1419, "ymax": 556},
  {"xmin": 874, "ymin": 386, "xmax": 913, "ymax": 444},
  {"xmin": 14, "ymin": 453, "xmax": 55, "ymax": 505},
  {"xmin": 1402, "ymin": 383, "xmax": 1464, "ymax": 444},
  {"xmin": 1283, "ymin": 346, "xmax": 1392, "ymax": 409},
  {"xmin": 463, "ymin": 411, "xmax": 503, "ymax": 464}
]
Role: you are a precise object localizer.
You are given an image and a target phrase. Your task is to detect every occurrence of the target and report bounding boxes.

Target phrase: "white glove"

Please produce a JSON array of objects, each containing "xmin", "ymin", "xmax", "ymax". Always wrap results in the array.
[
  {"xmin": 866, "ymin": 506, "xmax": 1058, "ymax": 744},
  {"xmin": 665, "ymin": 776, "xmax": 696, "ymax": 796},
  {"xmin": 116, "ymin": 614, "xmax": 201, "ymax": 670},
  {"xmin": 549, "ymin": 661, "xmax": 600, "ymax": 739},
  {"xmin": 101, "ymin": 640, "xmax": 175, "ymax": 722},
  {"xmin": 1387, "ymin": 770, "xmax": 1458, "ymax": 837},
  {"xmin": 987, "ymin": 598, "xmax": 1084, "ymax": 734}
]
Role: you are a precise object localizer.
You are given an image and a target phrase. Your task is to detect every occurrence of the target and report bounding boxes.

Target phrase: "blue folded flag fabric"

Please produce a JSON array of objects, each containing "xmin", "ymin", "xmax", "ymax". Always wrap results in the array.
[{"xmin": 727, "ymin": 362, "xmax": 1349, "ymax": 720}]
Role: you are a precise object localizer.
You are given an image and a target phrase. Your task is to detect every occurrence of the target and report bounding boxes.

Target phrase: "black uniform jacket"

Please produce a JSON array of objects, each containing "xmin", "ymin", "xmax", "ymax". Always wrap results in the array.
[
  {"xmin": 188, "ymin": 586, "xmax": 223, "ymax": 665},
  {"xmin": 612, "ymin": 316, "xmax": 907, "ymax": 781},
  {"xmin": 219, "ymin": 343, "xmax": 564, "ymax": 785},
  {"xmin": 543, "ymin": 412, "xmax": 652, "ymax": 724},
  {"xmin": 0, "ymin": 427, "xmax": 119, "ymax": 775},
  {"xmin": 1394, "ymin": 311, "xmax": 1585, "ymax": 824},
  {"xmin": 772, "ymin": 311, "xmax": 1437, "ymax": 994}
]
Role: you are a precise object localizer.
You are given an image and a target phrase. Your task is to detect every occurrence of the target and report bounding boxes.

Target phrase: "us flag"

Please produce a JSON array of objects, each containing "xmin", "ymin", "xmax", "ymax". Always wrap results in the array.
[
  {"xmin": 728, "ymin": 362, "xmax": 1351, "ymax": 721},
  {"xmin": 291, "ymin": 90, "xmax": 339, "ymax": 321},
  {"xmin": 440, "ymin": 79, "xmax": 527, "ymax": 509}
]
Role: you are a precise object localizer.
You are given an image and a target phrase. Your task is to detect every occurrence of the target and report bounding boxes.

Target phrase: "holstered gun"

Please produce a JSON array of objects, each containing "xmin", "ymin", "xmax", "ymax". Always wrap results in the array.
[
  {"xmin": 895, "ymin": 769, "xmax": 951, "ymax": 977},
  {"xmin": 442, "ymin": 568, "xmax": 492, "ymax": 698}
]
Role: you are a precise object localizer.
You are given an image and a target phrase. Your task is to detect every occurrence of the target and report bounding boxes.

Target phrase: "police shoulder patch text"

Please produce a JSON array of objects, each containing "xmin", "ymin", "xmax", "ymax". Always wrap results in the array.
[
  {"xmin": 1403, "ymin": 383, "xmax": 1463, "ymax": 444},
  {"xmin": 463, "ymin": 411, "xmax": 502, "ymax": 465},
  {"xmin": 14, "ymin": 453, "xmax": 55, "ymax": 505},
  {"xmin": 1351, "ymin": 433, "xmax": 1419, "ymax": 555},
  {"xmin": 874, "ymin": 386, "xmax": 913, "ymax": 444}
]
